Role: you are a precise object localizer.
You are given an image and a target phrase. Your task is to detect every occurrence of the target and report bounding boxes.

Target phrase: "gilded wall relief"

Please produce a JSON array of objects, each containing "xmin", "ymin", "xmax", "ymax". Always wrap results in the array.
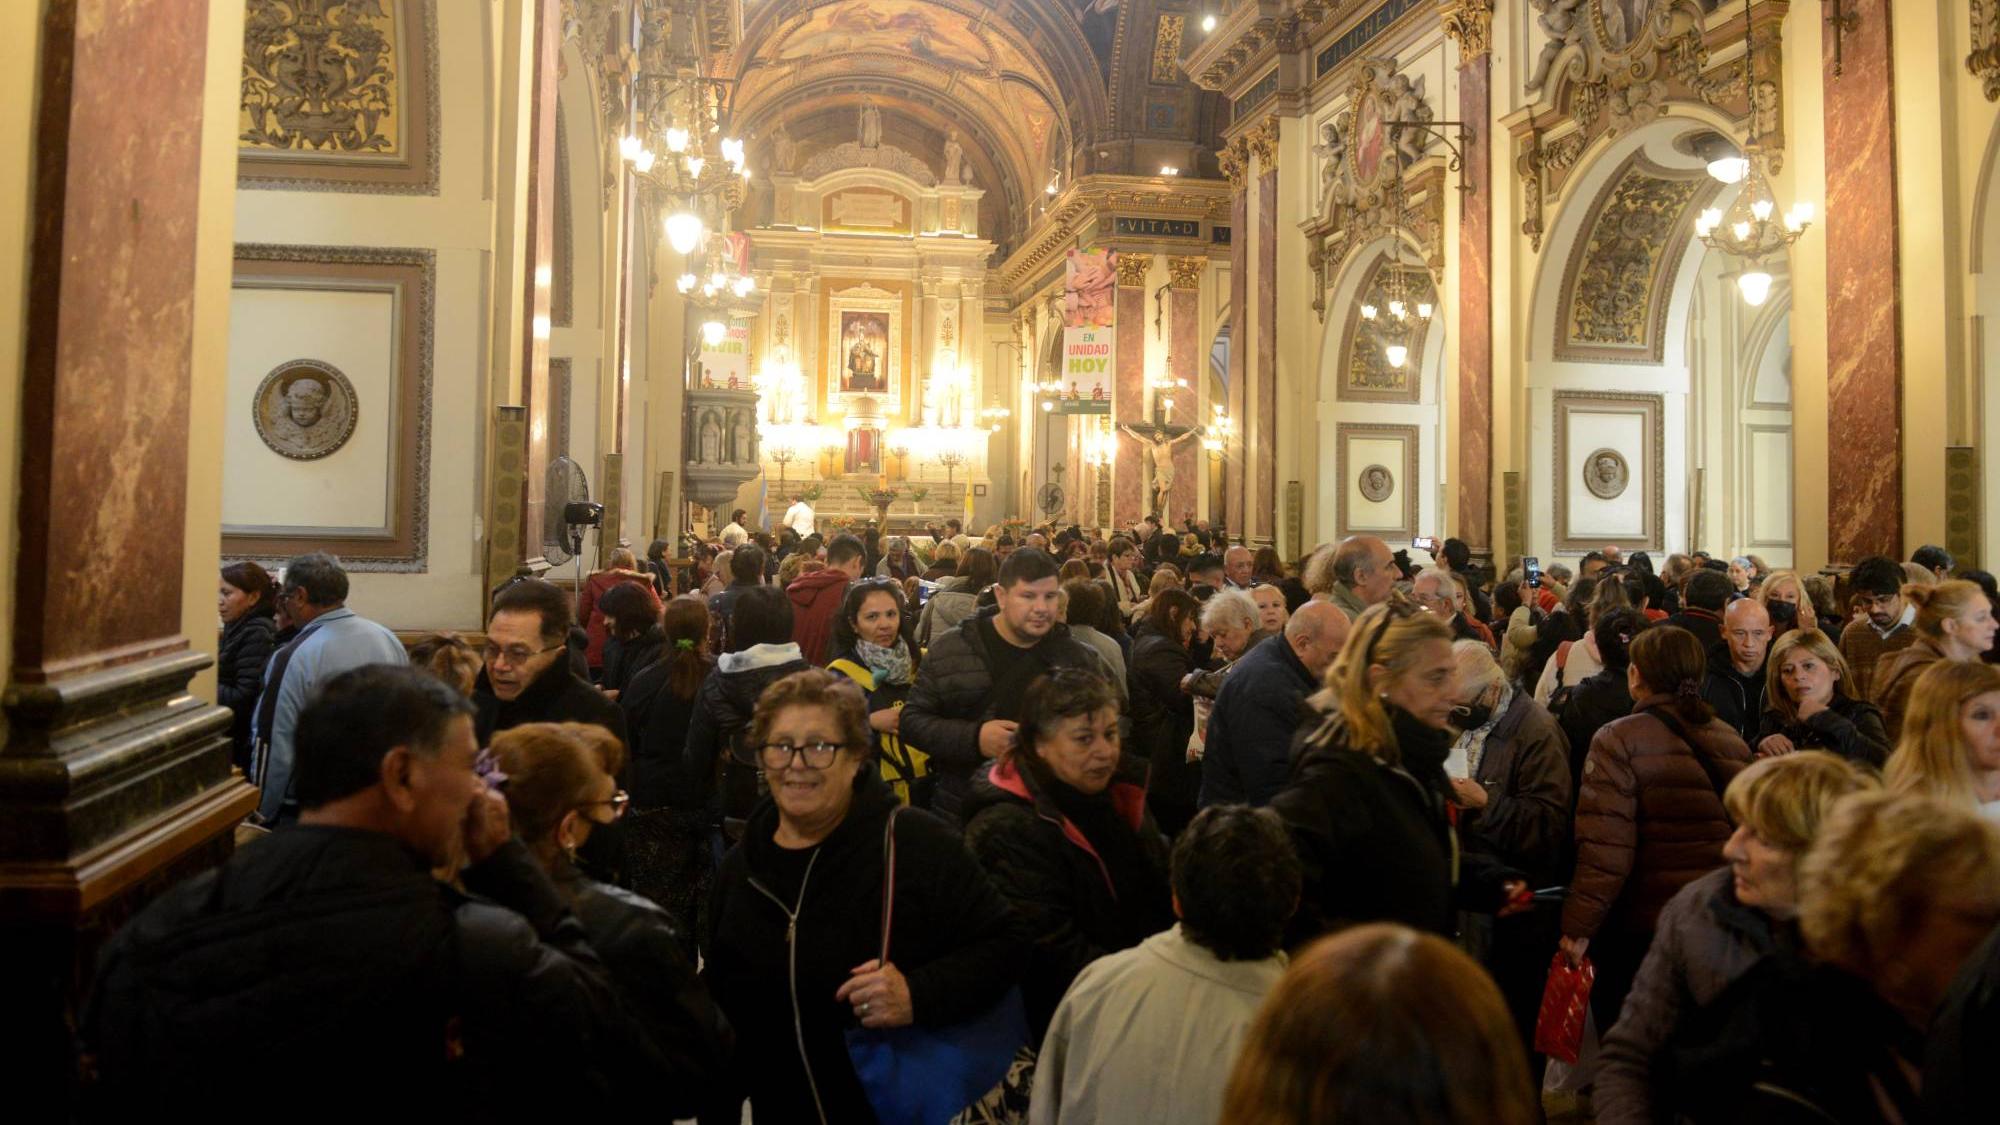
[
  {"xmin": 1555, "ymin": 154, "xmax": 1714, "ymax": 362},
  {"xmin": 1340, "ymin": 257, "xmax": 1434, "ymax": 403},
  {"xmin": 1150, "ymin": 15, "xmax": 1185, "ymax": 84},
  {"xmin": 239, "ymin": 0, "xmax": 439, "ymax": 194}
]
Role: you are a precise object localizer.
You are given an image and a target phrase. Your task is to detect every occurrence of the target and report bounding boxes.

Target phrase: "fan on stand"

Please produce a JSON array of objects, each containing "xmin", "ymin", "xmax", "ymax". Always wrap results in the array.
[
  {"xmin": 544, "ymin": 456, "xmax": 604, "ymax": 608},
  {"xmin": 1036, "ymin": 482, "xmax": 1064, "ymax": 521}
]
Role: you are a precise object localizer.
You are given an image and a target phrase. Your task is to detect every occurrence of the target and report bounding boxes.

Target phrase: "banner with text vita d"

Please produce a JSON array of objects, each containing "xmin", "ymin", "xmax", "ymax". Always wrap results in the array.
[{"xmin": 1060, "ymin": 248, "xmax": 1115, "ymax": 414}]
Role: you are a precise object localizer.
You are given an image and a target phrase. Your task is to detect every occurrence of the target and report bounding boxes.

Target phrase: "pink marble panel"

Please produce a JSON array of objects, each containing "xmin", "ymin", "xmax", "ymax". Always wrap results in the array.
[
  {"xmin": 1456, "ymin": 59, "xmax": 1494, "ymax": 555},
  {"xmin": 1227, "ymin": 189, "xmax": 1249, "ymax": 535},
  {"xmin": 1822, "ymin": 0, "xmax": 1902, "ymax": 562},
  {"xmin": 1255, "ymin": 171, "xmax": 1278, "ymax": 542},
  {"xmin": 1169, "ymin": 287, "xmax": 1201, "ymax": 524},
  {"xmin": 1114, "ymin": 284, "xmax": 1147, "ymax": 526},
  {"xmin": 15, "ymin": 0, "xmax": 213, "ymax": 679}
]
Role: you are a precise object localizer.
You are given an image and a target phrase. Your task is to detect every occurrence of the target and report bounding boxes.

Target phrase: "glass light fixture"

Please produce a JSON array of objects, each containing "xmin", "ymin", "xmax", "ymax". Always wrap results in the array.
[
  {"xmin": 619, "ymin": 134, "xmax": 643, "ymax": 162},
  {"xmin": 633, "ymin": 149, "xmax": 657, "ymax": 174},
  {"xmin": 1707, "ymin": 156, "xmax": 1748, "ymax": 184},
  {"xmin": 700, "ymin": 319, "xmax": 726, "ymax": 347},
  {"xmin": 1201, "ymin": 13, "xmax": 1217, "ymax": 31},
  {"xmin": 1385, "ymin": 343, "xmax": 1409, "ymax": 369},
  {"xmin": 732, "ymin": 276, "xmax": 755, "ymax": 298},
  {"xmin": 1361, "ymin": 303, "xmax": 1379, "ymax": 320},
  {"xmin": 665, "ymin": 210, "xmax": 703, "ymax": 255},
  {"xmin": 676, "ymin": 273, "xmax": 697, "ymax": 293},
  {"xmin": 666, "ymin": 127, "xmax": 690, "ymax": 153},
  {"xmin": 1737, "ymin": 270, "xmax": 1774, "ymax": 307}
]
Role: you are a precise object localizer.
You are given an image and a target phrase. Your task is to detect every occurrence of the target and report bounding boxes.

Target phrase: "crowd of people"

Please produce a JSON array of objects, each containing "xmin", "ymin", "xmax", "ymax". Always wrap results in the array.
[{"xmin": 83, "ymin": 520, "xmax": 2000, "ymax": 1122}]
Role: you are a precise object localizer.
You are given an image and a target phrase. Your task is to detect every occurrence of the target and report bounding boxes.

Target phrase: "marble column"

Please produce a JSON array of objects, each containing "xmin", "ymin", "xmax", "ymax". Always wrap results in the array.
[
  {"xmin": 1254, "ymin": 169, "xmax": 1279, "ymax": 544},
  {"xmin": 1822, "ymin": 0, "xmax": 1902, "ymax": 561},
  {"xmin": 1114, "ymin": 253, "xmax": 1152, "ymax": 527},
  {"xmin": 1226, "ymin": 185, "xmax": 1249, "ymax": 536},
  {"xmin": 1456, "ymin": 55, "xmax": 1494, "ymax": 560},
  {"xmin": 519, "ymin": 0, "xmax": 562, "ymax": 566},
  {"xmin": 3, "ymin": 0, "xmax": 257, "ymax": 1095},
  {"xmin": 1168, "ymin": 257, "xmax": 1205, "ymax": 524}
]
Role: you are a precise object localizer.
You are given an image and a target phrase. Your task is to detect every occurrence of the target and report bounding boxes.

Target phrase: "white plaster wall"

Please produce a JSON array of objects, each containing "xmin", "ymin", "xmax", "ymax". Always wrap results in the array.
[{"xmin": 230, "ymin": 1, "xmax": 495, "ymax": 629}]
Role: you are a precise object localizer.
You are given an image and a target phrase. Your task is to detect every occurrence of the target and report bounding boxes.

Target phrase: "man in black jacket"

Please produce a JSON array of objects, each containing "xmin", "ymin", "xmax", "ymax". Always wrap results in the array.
[
  {"xmin": 1198, "ymin": 602, "xmax": 1348, "ymax": 808},
  {"xmin": 1663, "ymin": 568, "xmax": 1733, "ymax": 654},
  {"xmin": 1702, "ymin": 597, "xmax": 1772, "ymax": 743},
  {"xmin": 903, "ymin": 549, "xmax": 1107, "ymax": 824},
  {"xmin": 475, "ymin": 578, "xmax": 627, "ymax": 746},
  {"xmin": 82, "ymin": 665, "xmax": 628, "ymax": 1116}
]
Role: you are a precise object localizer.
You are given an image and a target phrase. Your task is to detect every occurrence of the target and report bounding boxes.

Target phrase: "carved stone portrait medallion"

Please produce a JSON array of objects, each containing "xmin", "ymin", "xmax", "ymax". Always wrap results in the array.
[
  {"xmin": 1583, "ymin": 447, "xmax": 1630, "ymax": 500},
  {"xmin": 254, "ymin": 359, "xmax": 358, "ymax": 461},
  {"xmin": 1359, "ymin": 463, "xmax": 1394, "ymax": 503}
]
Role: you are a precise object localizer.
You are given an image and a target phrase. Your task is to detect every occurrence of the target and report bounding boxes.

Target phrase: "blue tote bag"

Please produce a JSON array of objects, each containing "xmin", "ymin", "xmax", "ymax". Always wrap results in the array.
[{"xmin": 844, "ymin": 807, "xmax": 1030, "ymax": 1124}]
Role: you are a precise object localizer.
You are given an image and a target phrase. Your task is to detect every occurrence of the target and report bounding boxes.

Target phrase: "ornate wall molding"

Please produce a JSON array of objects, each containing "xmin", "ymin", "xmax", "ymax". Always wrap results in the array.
[
  {"xmin": 1338, "ymin": 258, "xmax": 1433, "ymax": 402},
  {"xmin": 225, "ymin": 244, "xmax": 436, "ymax": 572},
  {"xmin": 1168, "ymin": 256, "xmax": 1206, "ymax": 289},
  {"xmin": 1552, "ymin": 390, "xmax": 1665, "ymax": 552},
  {"xmin": 1553, "ymin": 154, "xmax": 1716, "ymax": 363},
  {"xmin": 1305, "ymin": 165, "xmax": 1447, "ymax": 321},
  {"xmin": 1334, "ymin": 422, "xmax": 1421, "ymax": 538},
  {"xmin": 996, "ymin": 175, "xmax": 1233, "ymax": 298},
  {"xmin": 238, "ymin": 0, "xmax": 441, "ymax": 196},
  {"xmin": 1116, "ymin": 252, "xmax": 1155, "ymax": 288}
]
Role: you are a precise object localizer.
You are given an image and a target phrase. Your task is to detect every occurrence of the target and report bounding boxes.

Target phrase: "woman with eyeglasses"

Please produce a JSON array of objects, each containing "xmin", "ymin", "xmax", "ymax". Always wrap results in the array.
[
  {"xmin": 827, "ymin": 578, "xmax": 933, "ymax": 807},
  {"xmin": 486, "ymin": 721, "xmax": 730, "ymax": 1109},
  {"xmin": 963, "ymin": 667, "xmax": 1174, "ymax": 1038},
  {"xmin": 702, "ymin": 669, "xmax": 1021, "ymax": 1124},
  {"xmin": 1271, "ymin": 596, "xmax": 1530, "ymax": 946}
]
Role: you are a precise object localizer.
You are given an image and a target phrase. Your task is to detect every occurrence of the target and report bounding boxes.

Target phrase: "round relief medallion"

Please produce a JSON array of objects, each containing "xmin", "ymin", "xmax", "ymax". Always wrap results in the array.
[
  {"xmin": 253, "ymin": 359, "xmax": 358, "ymax": 461},
  {"xmin": 1583, "ymin": 447, "xmax": 1630, "ymax": 500},
  {"xmin": 1358, "ymin": 463, "xmax": 1394, "ymax": 503}
]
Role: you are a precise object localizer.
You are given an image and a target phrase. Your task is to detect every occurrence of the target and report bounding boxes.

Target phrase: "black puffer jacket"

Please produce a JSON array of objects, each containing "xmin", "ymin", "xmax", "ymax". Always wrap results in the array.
[
  {"xmin": 901, "ymin": 608, "xmax": 1104, "ymax": 824},
  {"xmin": 217, "ymin": 611, "xmax": 277, "ymax": 767},
  {"xmin": 1125, "ymin": 621, "xmax": 1195, "ymax": 831},
  {"xmin": 682, "ymin": 644, "xmax": 812, "ymax": 822},
  {"xmin": 601, "ymin": 624, "xmax": 665, "ymax": 696},
  {"xmin": 474, "ymin": 658, "xmax": 628, "ymax": 747},
  {"xmin": 703, "ymin": 773, "xmax": 1022, "ymax": 1124},
  {"xmin": 82, "ymin": 829, "xmax": 624, "ymax": 1117},
  {"xmin": 618, "ymin": 656, "xmax": 707, "ymax": 809},
  {"xmin": 961, "ymin": 756, "xmax": 1173, "ymax": 1038},
  {"xmin": 1555, "ymin": 665, "xmax": 1635, "ymax": 792},
  {"xmin": 547, "ymin": 857, "xmax": 730, "ymax": 1115},
  {"xmin": 1753, "ymin": 694, "xmax": 1892, "ymax": 768},
  {"xmin": 1272, "ymin": 714, "xmax": 1519, "ymax": 945}
]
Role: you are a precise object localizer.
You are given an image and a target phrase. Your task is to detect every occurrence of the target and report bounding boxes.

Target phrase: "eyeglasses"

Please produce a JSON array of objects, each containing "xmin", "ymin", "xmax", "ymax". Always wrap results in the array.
[
  {"xmin": 576, "ymin": 789, "xmax": 630, "ymax": 823},
  {"xmin": 739, "ymin": 740, "xmax": 847, "ymax": 771},
  {"xmin": 482, "ymin": 641, "xmax": 565, "ymax": 666}
]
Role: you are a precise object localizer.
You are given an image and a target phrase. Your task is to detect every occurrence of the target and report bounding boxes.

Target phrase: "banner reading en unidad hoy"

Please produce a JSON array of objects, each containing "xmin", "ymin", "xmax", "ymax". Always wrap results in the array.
[{"xmin": 1060, "ymin": 248, "xmax": 1115, "ymax": 414}]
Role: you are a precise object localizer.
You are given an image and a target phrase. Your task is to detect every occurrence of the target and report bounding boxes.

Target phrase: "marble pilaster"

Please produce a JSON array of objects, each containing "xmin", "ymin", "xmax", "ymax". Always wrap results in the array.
[
  {"xmin": 1254, "ymin": 169, "xmax": 1278, "ymax": 543},
  {"xmin": 1114, "ymin": 254, "xmax": 1151, "ymax": 525},
  {"xmin": 1226, "ymin": 188, "xmax": 1248, "ymax": 536},
  {"xmin": 1822, "ymin": 0, "xmax": 1902, "ymax": 561},
  {"xmin": 519, "ymin": 0, "xmax": 562, "ymax": 564},
  {"xmin": 1168, "ymin": 259, "xmax": 1204, "ymax": 524},
  {"xmin": 4, "ymin": 0, "xmax": 257, "ymax": 1095},
  {"xmin": 1456, "ymin": 57, "xmax": 1494, "ymax": 558}
]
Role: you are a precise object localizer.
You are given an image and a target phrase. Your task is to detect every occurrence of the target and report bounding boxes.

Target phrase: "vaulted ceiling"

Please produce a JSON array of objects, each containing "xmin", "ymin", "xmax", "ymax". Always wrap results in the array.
[{"xmin": 719, "ymin": 0, "xmax": 1222, "ymax": 250}]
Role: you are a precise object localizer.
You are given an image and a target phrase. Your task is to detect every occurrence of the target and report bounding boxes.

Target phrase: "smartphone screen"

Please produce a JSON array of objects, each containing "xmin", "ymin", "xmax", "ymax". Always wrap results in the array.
[
  {"xmin": 1413, "ymin": 536, "xmax": 1437, "ymax": 553},
  {"xmin": 1524, "ymin": 556, "xmax": 1542, "ymax": 589}
]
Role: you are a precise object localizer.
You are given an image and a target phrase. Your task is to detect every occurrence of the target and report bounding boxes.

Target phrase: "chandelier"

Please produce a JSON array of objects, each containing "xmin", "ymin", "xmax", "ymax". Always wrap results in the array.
[
  {"xmin": 1693, "ymin": 0, "xmax": 1814, "ymax": 307},
  {"xmin": 619, "ymin": 5, "xmax": 749, "ymax": 258},
  {"xmin": 1361, "ymin": 251, "xmax": 1433, "ymax": 370}
]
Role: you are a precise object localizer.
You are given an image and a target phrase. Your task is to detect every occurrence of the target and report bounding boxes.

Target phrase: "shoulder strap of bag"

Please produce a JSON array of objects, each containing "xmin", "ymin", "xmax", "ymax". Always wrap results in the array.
[
  {"xmin": 830, "ymin": 658, "xmax": 877, "ymax": 692},
  {"xmin": 874, "ymin": 804, "xmax": 904, "ymax": 966},
  {"xmin": 1643, "ymin": 703, "xmax": 1732, "ymax": 802}
]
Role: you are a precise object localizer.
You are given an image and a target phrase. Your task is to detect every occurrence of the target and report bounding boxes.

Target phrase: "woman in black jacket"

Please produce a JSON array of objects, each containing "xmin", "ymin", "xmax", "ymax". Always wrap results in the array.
[
  {"xmin": 1553, "ymin": 608, "xmax": 1650, "ymax": 791},
  {"xmin": 827, "ymin": 578, "xmax": 933, "ymax": 806},
  {"xmin": 1124, "ymin": 590, "xmax": 1202, "ymax": 836},
  {"xmin": 490, "ymin": 722, "xmax": 730, "ymax": 1113},
  {"xmin": 683, "ymin": 585, "xmax": 812, "ymax": 831},
  {"xmin": 1272, "ymin": 597, "xmax": 1529, "ymax": 946},
  {"xmin": 703, "ymin": 669, "xmax": 1022, "ymax": 1124},
  {"xmin": 598, "ymin": 581, "xmax": 666, "ymax": 696},
  {"xmin": 1755, "ymin": 627, "xmax": 1892, "ymax": 768},
  {"xmin": 217, "ymin": 561, "xmax": 278, "ymax": 771},
  {"xmin": 618, "ymin": 597, "xmax": 714, "ymax": 935},
  {"xmin": 964, "ymin": 667, "xmax": 1174, "ymax": 1037}
]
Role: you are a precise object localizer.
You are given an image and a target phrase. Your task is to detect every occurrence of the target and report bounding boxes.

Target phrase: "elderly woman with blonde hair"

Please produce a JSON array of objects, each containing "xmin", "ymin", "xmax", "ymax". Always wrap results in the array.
[
  {"xmin": 1674, "ymin": 789, "xmax": 2000, "ymax": 1120},
  {"xmin": 1873, "ymin": 580, "xmax": 1999, "ymax": 742},
  {"xmin": 1594, "ymin": 752, "xmax": 1879, "ymax": 1123}
]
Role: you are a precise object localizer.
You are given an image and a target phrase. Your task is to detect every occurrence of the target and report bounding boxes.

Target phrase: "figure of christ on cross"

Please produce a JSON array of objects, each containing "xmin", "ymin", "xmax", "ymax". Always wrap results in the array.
[{"xmin": 1119, "ymin": 422, "xmax": 1201, "ymax": 525}]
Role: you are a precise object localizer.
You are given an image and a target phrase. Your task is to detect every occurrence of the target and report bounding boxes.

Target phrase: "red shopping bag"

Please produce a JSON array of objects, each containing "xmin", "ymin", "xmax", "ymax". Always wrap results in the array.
[{"xmin": 1533, "ymin": 952, "xmax": 1595, "ymax": 1063}]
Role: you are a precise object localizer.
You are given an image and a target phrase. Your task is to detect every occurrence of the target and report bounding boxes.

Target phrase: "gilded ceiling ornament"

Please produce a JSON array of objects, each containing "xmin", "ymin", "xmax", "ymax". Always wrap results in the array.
[
  {"xmin": 1440, "ymin": 0, "xmax": 1496, "ymax": 63},
  {"xmin": 241, "ymin": 0, "xmax": 400, "ymax": 154},
  {"xmin": 1560, "ymin": 158, "xmax": 1710, "ymax": 356},
  {"xmin": 1168, "ymin": 256, "xmax": 1205, "ymax": 290},
  {"xmin": 1116, "ymin": 253, "xmax": 1154, "ymax": 288},
  {"xmin": 1973, "ymin": 1, "xmax": 2000, "ymax": 101},
  {"xmin": 1218, "ymin": 141, "xmax": 1248, "ymax": 185},
  {"xmin": 1246, "ymin": 118, "xmax": 1281, "ymax": 170},
  {"xmin": 1151, "ymin": 15, "xmax": 1186, "ymax": 84}
]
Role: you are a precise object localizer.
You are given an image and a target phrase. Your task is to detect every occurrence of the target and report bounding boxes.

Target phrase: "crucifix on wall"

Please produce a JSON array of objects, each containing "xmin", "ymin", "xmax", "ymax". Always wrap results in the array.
[{"xmin": 1119, "ymin": 421, "xmax": 1199, "ymax": 523}]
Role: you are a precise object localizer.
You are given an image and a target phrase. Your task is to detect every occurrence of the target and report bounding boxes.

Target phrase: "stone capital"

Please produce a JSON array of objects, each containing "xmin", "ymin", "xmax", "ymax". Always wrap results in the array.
[
  {"xmin": 1440, "ymin": 0, "xmax": 1494, "ymax": 65},
  {"xmin": 1116, "ymin": 252, "xmax": 1154, "ymax": 287},
  {"xmin": 1168, "ymin": 256, "xmax": 1205, "ymax": 290}
]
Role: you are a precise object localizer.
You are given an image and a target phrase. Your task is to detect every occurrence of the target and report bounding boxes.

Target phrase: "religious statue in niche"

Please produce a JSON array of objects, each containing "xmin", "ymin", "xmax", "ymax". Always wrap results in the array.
[
  {"xmin": 253, "ymin": 359, "xmax": 359, "ymax": 461},
  {"xmin": 859, "ymin": 98, "xmax": 883, "ymax": 149},
  {"xmin": 770, "ymin": 121, "xmax": 798, "ymax": 174},
  {"xmin": 841, "ymin": 311, "xmax": 889, "ymax": 392},
  {"xmin": 1526, "ymin": 0, "xmax": 1587, "ymax": 92},
  {"xmin": 730, "ymin": 413, "xmax": 754, "ymax": 464},
  {"xmin": 1358, "ymin": 464, "xmax": 1395, "ymax": 504},
  {"xmin": 942, "ymin": 130, "xmax": 964, "ymax": 184},
  {"xmin": 1119, "ymin": 424, "xmax": 1199, "ymax": 522},
  {"xmin": 699, "ymin": 412, "xmax": 722, "ymax": 463},
  {"xmin": 1583, "ymin": 448, "xmax": 1630, "ymax": 499}
]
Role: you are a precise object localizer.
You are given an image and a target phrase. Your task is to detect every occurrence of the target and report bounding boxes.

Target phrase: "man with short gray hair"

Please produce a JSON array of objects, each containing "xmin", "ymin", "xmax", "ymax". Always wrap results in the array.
[
  {"xmin": 1199, "ymin": 601, "xmax": 1351, "ymax": 808},
  {"xmin": 1326, "ymin": 535, "xmax": 1396, "ymax": 622},
  {"xmin": 250, "ymin": 552, "xmax": 407, "ymax": 825}
]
